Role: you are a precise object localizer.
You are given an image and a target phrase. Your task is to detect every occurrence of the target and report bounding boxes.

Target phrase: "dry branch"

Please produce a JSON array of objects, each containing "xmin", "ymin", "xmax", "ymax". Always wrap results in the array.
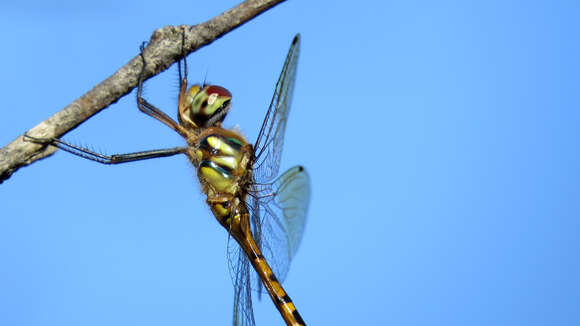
[{"xmin": 0, "ymin": 0, "xmax": 286, "ymax": 184}]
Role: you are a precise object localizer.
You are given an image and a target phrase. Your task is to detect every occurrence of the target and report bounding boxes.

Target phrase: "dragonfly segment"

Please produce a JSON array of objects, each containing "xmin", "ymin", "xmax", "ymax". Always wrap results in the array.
[{"xmin": 25, "ymin": 33, "xmax": 308, "ymax": 326}]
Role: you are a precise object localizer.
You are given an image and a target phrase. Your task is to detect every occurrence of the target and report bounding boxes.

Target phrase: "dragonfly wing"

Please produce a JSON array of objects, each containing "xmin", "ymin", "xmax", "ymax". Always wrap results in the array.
[
  {"xmin": 248, "ymin": 166, "xmax": 310, "ymax": 284},
  {"xmin": 247, "ymin": 186, "xmax": 265, "ymax": 298},
  {"xmin": 253, "ymin": 34, "xmax": 300, "ymax": 183},
  {"xmin": 271, "ymin": 166, "xmax": 310, "ymax": 260},
  {"xmin": 229, "ymin": 238, "xmax": 256, "ymax": 326}
]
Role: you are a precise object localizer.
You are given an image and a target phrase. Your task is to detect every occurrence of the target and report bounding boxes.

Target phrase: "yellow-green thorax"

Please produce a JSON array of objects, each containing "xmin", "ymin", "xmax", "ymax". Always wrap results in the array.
[
  {"xmin": 195, "ymin": 127, "xmax": 252, "ymax": 195},
  {"xmin": 194, "ymin": 127, "xmax": 253, "ymax": 230}
]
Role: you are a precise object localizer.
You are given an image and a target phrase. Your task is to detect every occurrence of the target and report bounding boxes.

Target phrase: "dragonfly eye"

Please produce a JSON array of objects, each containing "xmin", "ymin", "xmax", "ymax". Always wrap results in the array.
[{"xmin": 181, "ymin": 85, "xmax": 232, "ymax": 128}]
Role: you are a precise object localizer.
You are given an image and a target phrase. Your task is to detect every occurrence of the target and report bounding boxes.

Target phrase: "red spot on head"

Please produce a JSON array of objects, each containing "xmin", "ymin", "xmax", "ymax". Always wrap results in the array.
[{"xmin": 207, "ymin": 85, "xmax": 231, "ymax": 98}]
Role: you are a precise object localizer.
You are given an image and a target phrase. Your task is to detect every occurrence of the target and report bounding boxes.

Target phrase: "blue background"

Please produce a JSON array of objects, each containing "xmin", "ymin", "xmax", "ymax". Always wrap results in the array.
[{"xmin": 1, "ymin": 1, "xmax": 579, "ymax": 325}]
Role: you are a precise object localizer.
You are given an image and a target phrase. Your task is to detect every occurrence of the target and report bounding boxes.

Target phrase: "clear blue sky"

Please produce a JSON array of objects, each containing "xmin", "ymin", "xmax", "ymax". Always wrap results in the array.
[{"xmin": 1, "ymin": 1, "xmax": 579, "ymax": 325}]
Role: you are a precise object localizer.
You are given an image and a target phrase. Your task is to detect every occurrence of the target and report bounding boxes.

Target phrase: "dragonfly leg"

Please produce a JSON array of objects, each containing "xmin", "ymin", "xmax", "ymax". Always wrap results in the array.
[
  {"xmin": 136, "ymin": 42, "xmax": 188, "ymax": 137},
  {"xmin": 177, "ymin": 27, "xmax": 188, "ymax": 88},
  {"xmin": 24, "ymin": 133, "xmax": 187, "ymax": 165}
]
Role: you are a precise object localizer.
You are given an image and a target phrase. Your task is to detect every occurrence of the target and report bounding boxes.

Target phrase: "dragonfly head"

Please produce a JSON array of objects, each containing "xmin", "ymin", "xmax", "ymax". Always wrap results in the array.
[{"xmin": 179, "ymin": 85, "xmax": 232, "ymax": 129}]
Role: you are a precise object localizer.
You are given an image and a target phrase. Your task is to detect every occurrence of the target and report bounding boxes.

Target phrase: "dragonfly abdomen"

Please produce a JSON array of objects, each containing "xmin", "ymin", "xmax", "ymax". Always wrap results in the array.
[{"xmin": 241, "ymin": 230, "xmax": 306, "ymax": 326}]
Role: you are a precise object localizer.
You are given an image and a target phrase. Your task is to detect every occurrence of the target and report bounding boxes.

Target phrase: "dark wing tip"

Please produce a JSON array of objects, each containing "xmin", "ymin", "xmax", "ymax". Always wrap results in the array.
[{"xmin": 292, "ymin": 34, "xmax": 301, "ymax": 45}]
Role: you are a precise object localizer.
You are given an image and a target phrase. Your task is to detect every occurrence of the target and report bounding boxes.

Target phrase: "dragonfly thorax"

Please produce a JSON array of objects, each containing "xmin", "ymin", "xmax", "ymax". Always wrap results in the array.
[
  {"xmin": 195, "ymin": 129, "xmax": 253, "ymax": 196},
  {"xmin": 178, "ymin": 85, "xmax": 232, "ymax": 129},
  {"xmin": 195, "ymin": 128, "xmax": 255, "ymax": 236}
]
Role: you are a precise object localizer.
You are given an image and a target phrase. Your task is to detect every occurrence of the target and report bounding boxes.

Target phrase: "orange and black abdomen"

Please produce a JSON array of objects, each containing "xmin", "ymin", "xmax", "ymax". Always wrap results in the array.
[
  {"xmin": 268, "ymin": 270, "xmax": 306, "ymax": 326},
  {"xmin": 242, "ymin": 233, "xmax": 306, "ymax": 326}
]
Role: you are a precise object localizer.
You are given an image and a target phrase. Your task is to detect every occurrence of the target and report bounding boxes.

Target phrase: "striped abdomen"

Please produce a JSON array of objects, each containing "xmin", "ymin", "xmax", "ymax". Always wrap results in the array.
[{"xmin": 239, "ymin": 223, "xmax": 306, "ymax": 326}]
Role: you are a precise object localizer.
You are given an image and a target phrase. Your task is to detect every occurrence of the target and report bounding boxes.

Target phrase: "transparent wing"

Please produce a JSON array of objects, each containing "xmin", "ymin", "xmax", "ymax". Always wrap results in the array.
[
  {"xmin": 248, "ymin": 166, "xmax": 310, "ymax": 286},
  {"xmin": 253, "ymin": 34, "xmax": 300, "ymax": 183},
  {"xmin": 229, "ymin": 238, "xmax": 256, "ymax": 326},
  {"xmin": 271, "ymin": 166, "xmax": 310, "ymax": 260}
]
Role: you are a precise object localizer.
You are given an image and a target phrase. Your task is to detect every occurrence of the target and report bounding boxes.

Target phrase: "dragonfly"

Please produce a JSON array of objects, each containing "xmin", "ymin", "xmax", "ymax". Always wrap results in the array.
[{"xmin": 25, "ymin": 34, "xmax": 309, "ymax": 326}]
